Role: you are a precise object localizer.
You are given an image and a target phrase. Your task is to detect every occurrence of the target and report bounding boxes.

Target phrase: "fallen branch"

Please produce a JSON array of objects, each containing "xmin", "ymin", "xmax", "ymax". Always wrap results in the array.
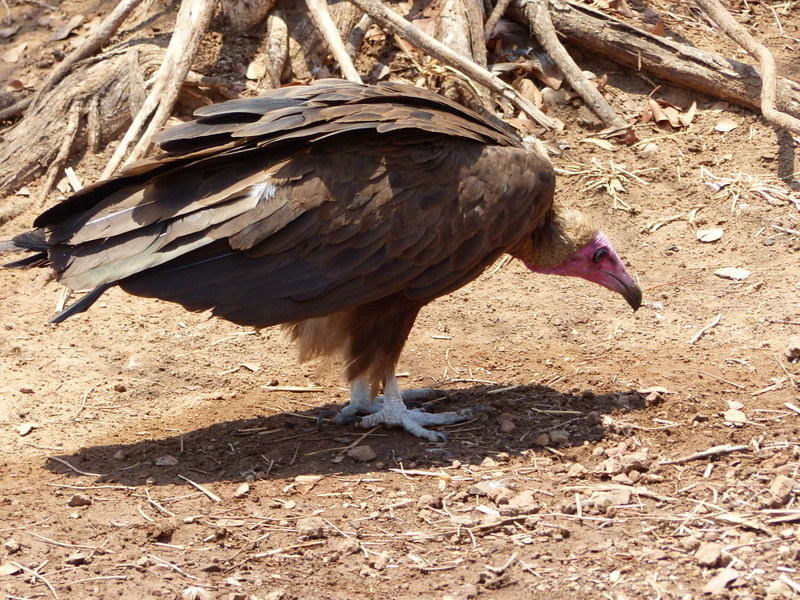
[
  {"xmin": 305, "ymin": 0, "xmax": 363, "ymax": 82},
  {"xmin": 522, "ymin": 0, "xmax": 629, "ymax": 130},
  {"xmin": 511, "ymin": 0, "xmax": 800, "ymax": 121},
  {"xmin": 694, "ymin": 0, "xmax": 800, "ymax": 135},
  {"xmin": 346, "ymin": 0, "xmax": 558, "ymax": 130},
  {"xmin": 102, "ymin": 0, "xmax": 216, "ymax": 177}
]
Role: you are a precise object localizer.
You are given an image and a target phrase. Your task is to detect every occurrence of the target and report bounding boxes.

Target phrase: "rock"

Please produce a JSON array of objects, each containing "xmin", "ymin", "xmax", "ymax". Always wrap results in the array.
[
  {"xmin": 487, "ymin": 486, "xmax": 513, "ymax": 505},
  {"xmin": 480, "ymin": 456, "xmax": 498, "ymax": 468},
  {"xmin": 417, "ymin": 494, "xmax": 441, "ymax": 509},
  {"xmin": 549, "ymin": 429, "xmax": 569, "ymax": 445},
  {"xmin": 4, "ymin": 538, "xmax": 20, "ymax": 553},
  {"xmin": 766, "ymin": 579, "xmax": 793, "ymax": 597},
  {"xmin": 768, "ymin": 474, "xmax": 796, "ymax": 507},
  {"xmin": 113, "ymin": 450, "xmax": 126, "ymax": 461},
  {"xmin": 469, "ymin": 480, "xmax": 506, "ymax": 497},
  {"xmin": 679, "ymin": 535, "xmax": 701, "ymax": 552},
  {"xmin": 714, "ymin": 267, "xmax": 750, "ymax": 281},
  {"xmin": 567, "ymin": 463, "xmax": 587, "ymax": 478},
  {"xmin": 296, "ymin": 516, "xmax": 327, "ymax": 539},
  {"xmin": 233, "ymin": 482, "xmax": 250, "ymax": 498},
  {"xmin": 154, "ymin": 454, "xmax": 179, "ymax": 466},
  {"xmin": 590, "ymin": 489, "xmax": 631, "ymax": 512},
  {"xmin": 786, "ymin": 336, "xmax": 800, "ymax": 363},
  {"xmin": 347, "ymin": 445, "xmax": 377, "ymax": 462},
  {"xmin": 695, "ymin": 542, "xmax": 723, "ymax": 568},
  {"xmin": 534, "ymin": 433, "xmax": 550, "ymax": 446},
  {"xmin": 67, "ymin": 493, "xmax": 92, "ymax": 507},
  {"xmin": 601, "ymin": 449, "xmax": 650, "ymax": 475},
  {"xmin": 65, "ymin": 550, "xmax": 91, "ymax": 565},
  {"xmin": 507, "ymin": 490, "xmax": 537, "ymax": 512},
  {"xmin": 17, "ymin": 422, "xmax": 38, "ymax": 436},
  {"xmin": 499, "ymin": 419, "xmax": 516, "ymax": 433}
]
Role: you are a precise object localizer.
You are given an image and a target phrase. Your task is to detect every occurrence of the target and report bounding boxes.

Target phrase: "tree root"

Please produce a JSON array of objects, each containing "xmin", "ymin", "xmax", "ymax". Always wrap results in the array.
[
  {"xmin": 102, "ymin": 0, "xmax": 216, "ymax": 178},
  {"xmin": 694, "ymin": 0, "xmax": 800, "ymax": 136},
  {"xmin": 0, "ymin": 40, "xmax": 165, "ymax": 196}
]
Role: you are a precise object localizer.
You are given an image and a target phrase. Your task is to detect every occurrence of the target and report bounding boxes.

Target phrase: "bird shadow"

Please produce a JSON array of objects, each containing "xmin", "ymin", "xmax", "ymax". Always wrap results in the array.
[{"xmin": 44, "ymin": 383, "xmax": 655, "ymax": 486}]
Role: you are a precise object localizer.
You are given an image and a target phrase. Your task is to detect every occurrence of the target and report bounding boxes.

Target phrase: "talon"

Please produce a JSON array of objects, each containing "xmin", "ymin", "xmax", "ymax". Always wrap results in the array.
[
  {"xmin": 316, "ymin": 409, "xmax": 338, "ymax": 426},
  {"xmin": 431, "ymin": 431, "xmax": 448, "ymax": 443}
]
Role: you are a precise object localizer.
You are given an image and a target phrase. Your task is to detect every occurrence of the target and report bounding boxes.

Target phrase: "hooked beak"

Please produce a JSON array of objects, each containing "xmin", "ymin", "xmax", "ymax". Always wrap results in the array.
[{"xmin": 605, "ymin": 271, "xmax": 642, "ymax": 311}]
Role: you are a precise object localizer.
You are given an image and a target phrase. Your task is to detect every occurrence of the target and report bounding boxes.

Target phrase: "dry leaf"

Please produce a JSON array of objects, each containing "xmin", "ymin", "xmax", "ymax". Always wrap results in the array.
[
  {"xmin": 714, "ymin": 267, "xmax": 750, "ymax": 281},
  {"xmin": 51, "ymin": 14, "xmax": 84, "ymax": 41},
  {"xmin": 514, "ymin": 77, "xmax": 543, "ymax": 108},
  {"xmin": 0, "ymin": 562, "xmax": 22, "ymax": 576},
  {"xmin": 697, "ymin": 228, "xmax": 724, "ymax": 242},
  {"xmin": 702, "ymin": 567, "xmax": 741, "ymax": 595},
  {"xmin": 662, "ymin": 106, "xmax": 683, "ymax": 128},
  {"xmin": 650, "ymin": 20, "xmax": 665, "ymax": 36},
  {"xmin": 2, "ymin": 42, "xmax": 26, "ymax": 63},
  {"xmin": 6, "ymin": 80, "xmax": 25, "ymax": 92},
  {"xmin": 715, "ymin": 118, "xmax": 738, "ymax": 132},
  {"xmin": 680, "ymin": 101, "xmax": 697, "ymax": 127}
]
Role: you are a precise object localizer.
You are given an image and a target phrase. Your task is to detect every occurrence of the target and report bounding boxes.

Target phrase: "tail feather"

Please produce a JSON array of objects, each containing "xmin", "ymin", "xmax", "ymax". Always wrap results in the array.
[
  {"xmin": 1, "ymin": 230, "xmax": 49, "ymax": 268},
  {"xmin": 50, "ymin": 284, "xmax": 113, "ymax": 323}
]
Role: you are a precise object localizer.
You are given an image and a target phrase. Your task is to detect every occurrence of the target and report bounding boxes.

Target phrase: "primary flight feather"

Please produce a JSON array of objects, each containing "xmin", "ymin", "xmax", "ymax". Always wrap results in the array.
[{"xmin": 2, "ymin": 80, "xmax": 641, "ymax": 441}]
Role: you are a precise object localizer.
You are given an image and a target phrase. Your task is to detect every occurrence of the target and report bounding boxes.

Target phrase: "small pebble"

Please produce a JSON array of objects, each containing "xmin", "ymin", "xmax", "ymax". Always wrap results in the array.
[
  {"xmin": 67, "ymin": 493, "xmax": 92, "ymax": 507},
  {"xmin": 469, "ymin": 480, "xmax": 506, "ymax": 497},
  {"xmin": 296, "ymin": 516, "xmax": 327, "ymax": 539},
  {"xmin": 347, "ymin": 445, "xmax": 377, "ymax": 462},
  {"xmin": 534, "ymin": 433, "xmax": 550, "ymax": 446},
  {"xmin": 4, "ymin": 538, "xmax": 20, "ymax": 554},
  {"xmin": 499, "ymin": 420, "xmax": 515, "ymax": 433},
  {"xmin": 695, "ymin": 542, "xmax": 723, "ymax": 568},
  {"xmin": 233, "ymin": 482, "xmax": 250, "ymax": 498},
  {"xmin": 549, "ymin": 429, "xmax": 569, "ymax": 445},
  {"xmin": 417, "ymin": 494, "xmax": 441, "ymax": 509},
  {"xmin": 154, "ymin": 454, "xmax": 179, "ymax": 466}
]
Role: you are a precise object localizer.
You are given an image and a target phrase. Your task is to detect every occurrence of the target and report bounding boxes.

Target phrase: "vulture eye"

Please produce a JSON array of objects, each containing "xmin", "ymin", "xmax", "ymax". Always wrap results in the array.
[{"xmin": 593, "ymin": 247, "xmax": 609, "ymax": 263}]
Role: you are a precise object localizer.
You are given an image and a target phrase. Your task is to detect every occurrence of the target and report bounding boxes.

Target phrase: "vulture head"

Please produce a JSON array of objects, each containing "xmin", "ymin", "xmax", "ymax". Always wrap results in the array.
[{"xmin": 513, "ymin": 208, "xmax": 641, "ymax": 310}]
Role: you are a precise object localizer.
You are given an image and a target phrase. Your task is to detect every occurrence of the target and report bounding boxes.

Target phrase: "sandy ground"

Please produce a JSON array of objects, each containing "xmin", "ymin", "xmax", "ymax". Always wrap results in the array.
[{"xmin": 1, "ymin": 0, "xmax": 800, "ymax": 599}]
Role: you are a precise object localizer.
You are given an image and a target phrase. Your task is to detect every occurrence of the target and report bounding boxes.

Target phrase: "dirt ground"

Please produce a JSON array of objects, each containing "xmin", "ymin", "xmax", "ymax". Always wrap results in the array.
[{"xmin": 1, "ymin": 1, "xmax": 800, "ymax": 599}]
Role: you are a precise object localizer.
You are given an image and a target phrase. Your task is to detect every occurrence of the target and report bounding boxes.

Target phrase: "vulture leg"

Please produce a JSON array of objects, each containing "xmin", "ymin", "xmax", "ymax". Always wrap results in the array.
[
  {"xmin": 355, "ymin": 375, "xmax": 475, "ymax": 442},
  {"xmin": 336, "ymin": 379, "xmax": 450, "ymax": 420}
]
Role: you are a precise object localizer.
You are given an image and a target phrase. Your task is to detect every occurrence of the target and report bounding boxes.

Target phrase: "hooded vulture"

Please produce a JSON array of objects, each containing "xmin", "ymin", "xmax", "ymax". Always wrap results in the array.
[{"xmin": 2, "ymin": 79, "xmax": 641, "ymax": 441}]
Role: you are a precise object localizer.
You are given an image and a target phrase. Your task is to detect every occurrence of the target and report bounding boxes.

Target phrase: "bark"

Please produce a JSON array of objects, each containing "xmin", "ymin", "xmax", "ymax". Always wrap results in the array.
[
  {"xmin": 511, "ymin": 0, "xmax": 800, "ymax": 120},
  {"xmin": 0, "ymin": 41, "xmax": 165, "ymax": 196}
]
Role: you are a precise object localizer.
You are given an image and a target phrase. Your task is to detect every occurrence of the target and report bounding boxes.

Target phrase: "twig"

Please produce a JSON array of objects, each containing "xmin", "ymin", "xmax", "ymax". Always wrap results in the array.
[
  {"xmin": 147, "ymin": 554, "xmax": 198, "ymax": 580},
  {"xmin": 30, "ymin": 0, "xmax": 144, "ymax": 110},
  {"xmin": 305, "ymin": 0, "xmax": 362, "ymax": 82},
  {"xmin": 177, "ymin": 475, "xmax": 221, "ymax": 502},
  {"xmin": 47, "ymin": 455, "xmax": 105, "ymax": 477},
  {"xmin": 675, "ymin": 368, "xmax": 745, "ymax": 389},
  {"xmin": 689, "ymin": 313, "xmax": 721, "ymax": 344},
  {"xmin": 785, "ymin": 402, "xmax": 800, "ymax": 416},
  {"xmin": 694, "ymin": 0, "xmax": 800, "ymax": 135},
  {"xmin": 521, "ymin": 0, "xmax": 629, "ymax": 130},
  {"xmin": 345, "ymin": 0, "xmax": 557, "ymax": 130},
  {"xmin": 658, "ymin": 444, "xmax": 749, "ymax": 465},
  {"xmin": 772, "ymin": 224, "xmax": 800, "ymax": 236},
  {"xmin": 102, "ymin": 0, "xmax": 216, "ymax": 177},
  {"xmin": 484, "ymin": 0, "xmax": 513, "ymax": 39},
  {"xmin": 29, "ymin": 532, "xmax": 107, "ymax": 551},
  {"xmin": 9, "ymin": 561, "xmax": 59, "ymax": 600}
]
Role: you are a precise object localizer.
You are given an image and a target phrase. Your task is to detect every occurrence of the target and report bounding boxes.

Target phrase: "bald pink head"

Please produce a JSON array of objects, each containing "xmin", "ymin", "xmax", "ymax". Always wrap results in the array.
[{"xmin": 525, "ymin": 231, "xmax": 642, "ymax": 310}]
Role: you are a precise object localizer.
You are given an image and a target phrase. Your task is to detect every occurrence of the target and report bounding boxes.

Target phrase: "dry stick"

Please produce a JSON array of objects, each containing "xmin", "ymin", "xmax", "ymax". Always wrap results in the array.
[
  {"xmin": 305, "ymin": 0, "xmax": 362, "ymax": 83},
  {"xmin": 484, "ymin": 0, "xmax": 513, "ymax": 39},
  {"xmin": 346, "ymin": 13, "xmax": 373, "ymax": 58},
  {"xmin": 521, "ymin": 0, "xmax": 800, "ymax": 120},
  {"xmin": 694, "ymin": 0, "xmax": 800, "ymax": 136},
  {"xmin": 9, "ymin": 561, "xmax": 60, "ymax": 600},
  {"xmin": 521, "ymin": 0, "xmax": 628, "ymax": 130},
  {"xmin": 102, "ymin": 0, "xmax": 216, "ymax": 178},
  {"xmin": 346, "ymin": 0, "xmax": 557, "ymax": 130},
  {"xmin": 658, "ymin": 444, "xmax": 749, "ymax": 465}
]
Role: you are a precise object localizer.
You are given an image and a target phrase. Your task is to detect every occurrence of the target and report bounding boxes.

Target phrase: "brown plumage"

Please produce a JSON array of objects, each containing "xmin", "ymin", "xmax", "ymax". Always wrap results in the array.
[{"xmin": 3, "ymin": 80, "xmax": 641, "ymax": 441}]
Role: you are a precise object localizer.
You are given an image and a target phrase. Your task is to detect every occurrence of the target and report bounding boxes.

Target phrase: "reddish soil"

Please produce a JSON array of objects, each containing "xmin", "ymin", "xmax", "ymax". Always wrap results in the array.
[{"xmin": 1, "ymin": 1, "xmax": 800, "ymax": 599}]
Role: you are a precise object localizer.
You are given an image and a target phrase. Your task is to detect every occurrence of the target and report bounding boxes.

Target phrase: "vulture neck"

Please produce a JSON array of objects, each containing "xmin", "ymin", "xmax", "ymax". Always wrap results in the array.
[{"xmin": 511, "ymin": 207, "xmax": 596, "ymax": 272}]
